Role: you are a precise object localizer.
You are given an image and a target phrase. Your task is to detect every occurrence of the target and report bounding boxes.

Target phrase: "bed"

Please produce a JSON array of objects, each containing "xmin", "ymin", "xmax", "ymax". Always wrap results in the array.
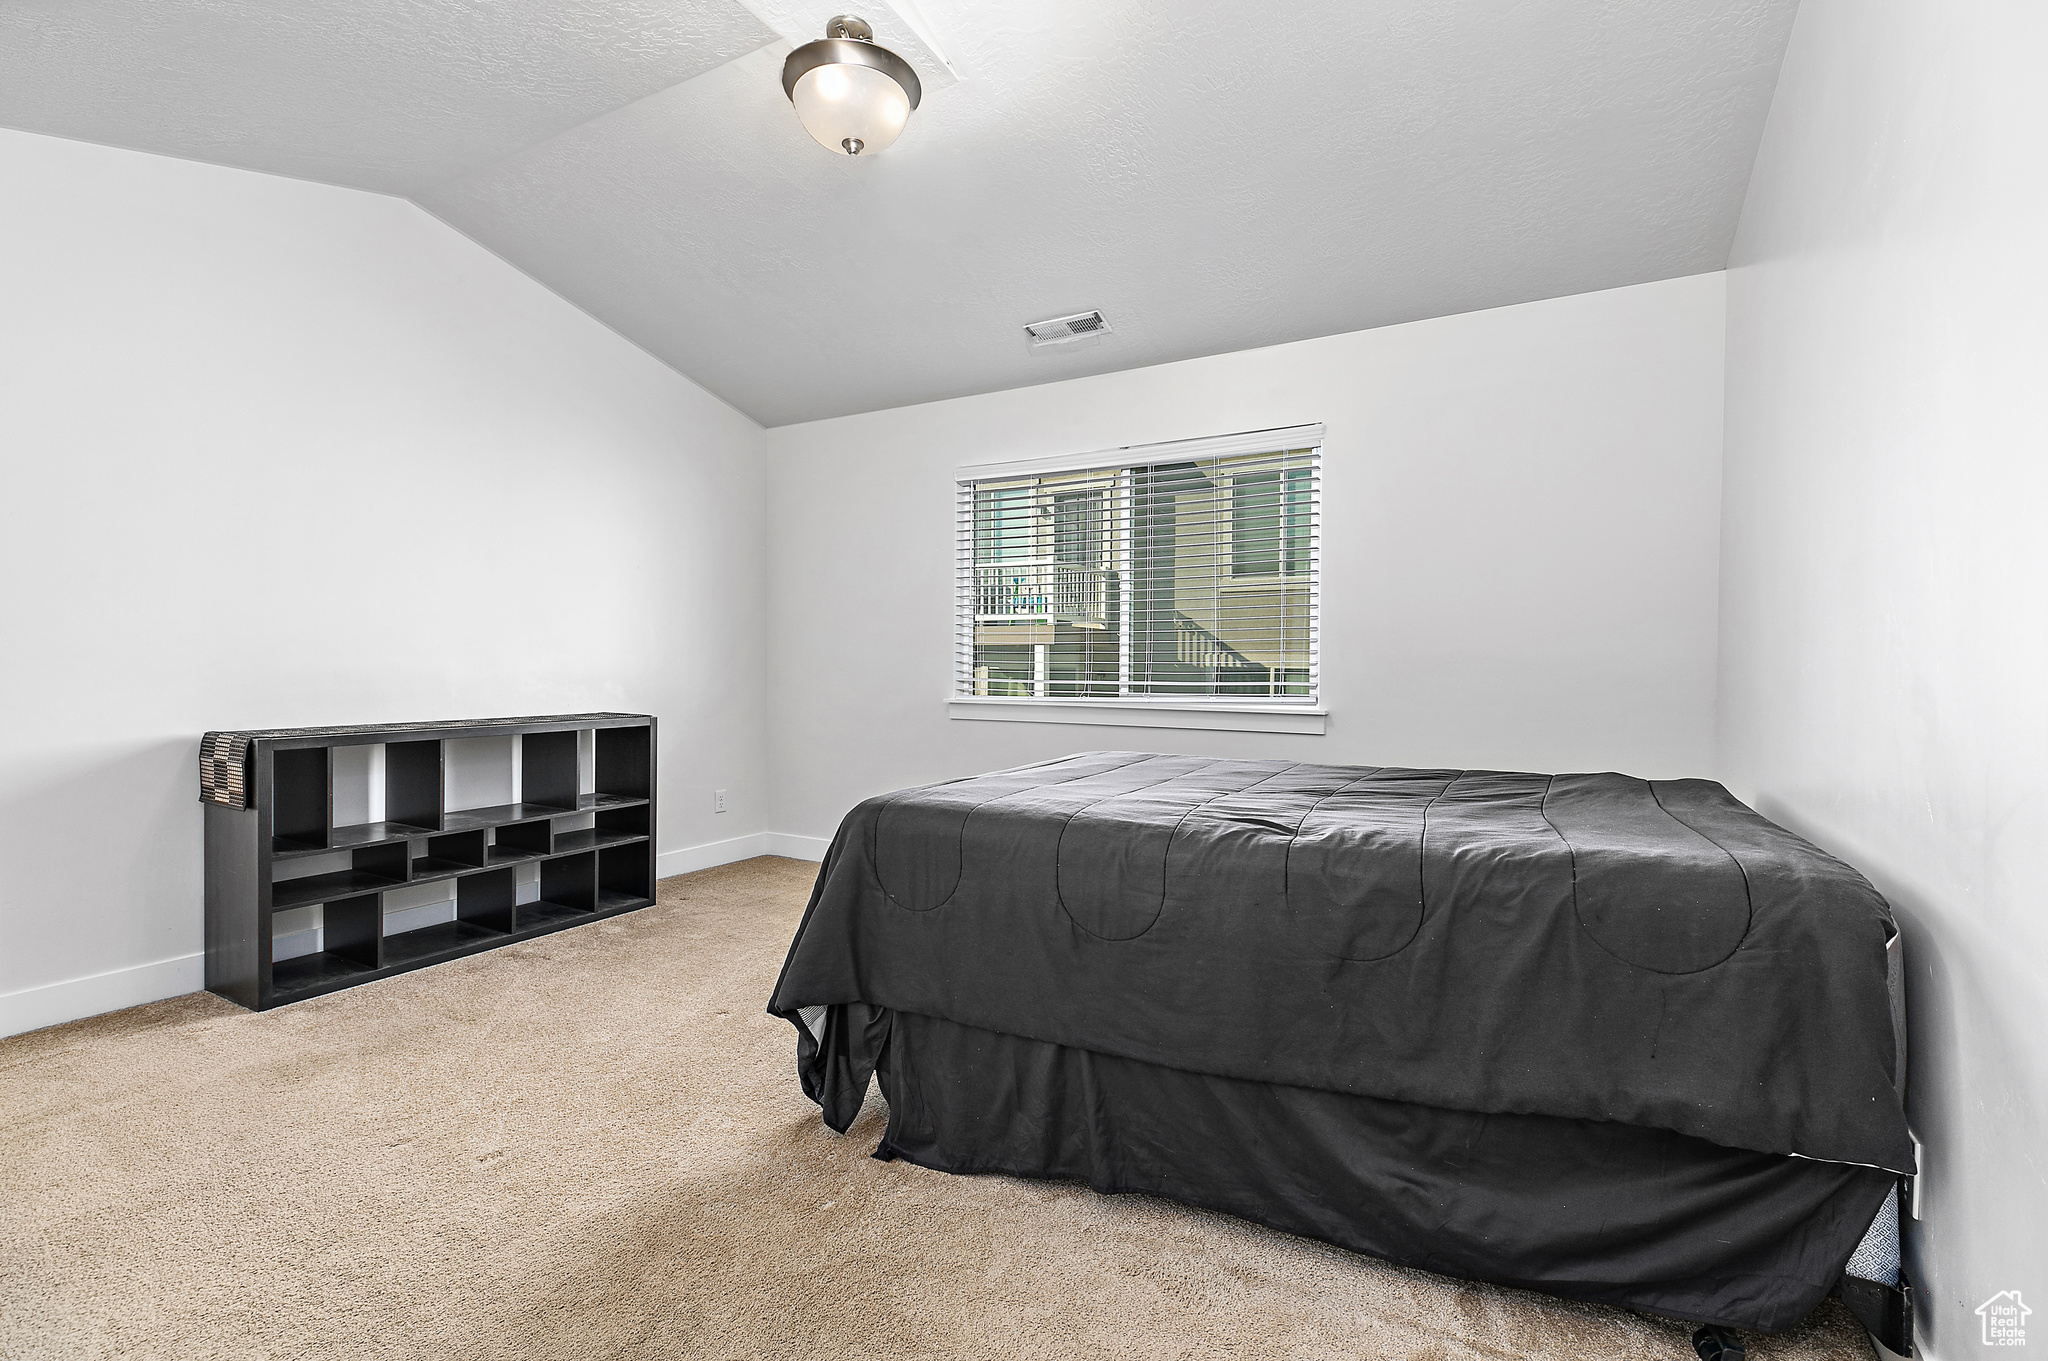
[{"xmin": 769, "ymin": 752, "xmax": 1914, "ymax": 1349}]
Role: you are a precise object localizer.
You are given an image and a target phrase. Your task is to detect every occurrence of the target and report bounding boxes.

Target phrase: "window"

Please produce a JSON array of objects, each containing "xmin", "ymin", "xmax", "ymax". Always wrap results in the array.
[
  {"xmin": 973, "ymin": 485, "xmax": 1033, "ymax": 562},
  {"xmin": 956, "ymin": 427, "xmax": 1320, "ymax": 705},
  {"xmin": 1230, "ymin": 468, "xmax": 1312, "ymax": 577}
]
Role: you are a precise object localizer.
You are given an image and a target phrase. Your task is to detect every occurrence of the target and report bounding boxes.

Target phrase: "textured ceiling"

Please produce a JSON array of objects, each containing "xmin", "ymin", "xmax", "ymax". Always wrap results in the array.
[
  {"xmin": 0, "ymin": 0, "xmax": 1801, "ymax": 425},
  {"xmin": 0, "ymin": 0, "xmax": 776, "ymax": 195}
]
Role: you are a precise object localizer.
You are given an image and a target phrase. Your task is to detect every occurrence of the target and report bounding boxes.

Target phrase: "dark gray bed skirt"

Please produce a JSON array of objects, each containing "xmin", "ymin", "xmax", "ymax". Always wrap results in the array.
[{"xmin": 805, "ymin": 1004, "xmax": 1895, "ymax": 1334}]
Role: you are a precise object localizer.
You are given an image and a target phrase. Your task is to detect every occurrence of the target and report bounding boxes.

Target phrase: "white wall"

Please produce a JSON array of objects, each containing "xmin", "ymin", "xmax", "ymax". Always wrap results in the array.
[
  {"xmin": 1719, "ymin": 1, "xmax": 2048, "ymax": 1349},
  {"xmin": 0, "ymin": 129, "xmax": 768, "ymax": 1036},
  {"xmin": 765, "ymin": 274, "xmax": 1726, "ymax": 843}
]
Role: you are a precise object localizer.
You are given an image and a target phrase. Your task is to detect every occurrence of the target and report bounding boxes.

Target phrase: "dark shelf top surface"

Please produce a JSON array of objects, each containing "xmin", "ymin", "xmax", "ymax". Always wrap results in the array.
[
  {"xmin": 270, "ymin": 798, "xmax": 651, "ymax": 864},
  {"xmin": 517, "ymin": 900, "xmax": 595, "ymax": 929},
  {"xmin": 552, "ymin": 829, "xmax": 648, "ymax": 854},
  {"xmin": 336, "ymin": 820, "xmax": 440, "ymax": 849},
  {"xmin": 410, "ymin": 855, "xmax": 479, "ymax": 877},
  {"xmin": 381, "ymin": 919, "xmax": 507, "ymax": 969},
  {"xmin": 271, "ymin": 869, "xmax": 405, "ymax": 911},
  {"xmin": 581, "ymin": 792, "xmax": 649, "ymax": 812},
  {"xmin": 440, "ymin": 801, "xmax": 574, "ymax": 831},
  {"xmin": 436, "ymin": 794, "xmax": 647, "ymax": 831},
  {"xmin": 274, "ymin": 820, "xmax": 443, "ymax": 860},
  {"xmin": 218, "ymin": 713, "xmax": 654, "ymax": 751},
  {"xmin": 596, "ymin": 889, "xmax": 655, "ymax": 912},
  {"xmin": 269, "ymin": 950, "xmax": 377, "ymax": 994}
]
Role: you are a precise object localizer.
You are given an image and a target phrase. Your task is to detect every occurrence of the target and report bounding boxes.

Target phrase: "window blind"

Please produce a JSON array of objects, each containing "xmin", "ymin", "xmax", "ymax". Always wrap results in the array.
[{"xmin": 956, "ymin": 430, "xmax": 1321, "ymax": 704}]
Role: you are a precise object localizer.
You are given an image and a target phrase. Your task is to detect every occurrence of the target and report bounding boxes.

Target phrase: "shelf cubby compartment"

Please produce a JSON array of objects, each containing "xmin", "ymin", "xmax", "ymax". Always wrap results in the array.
[
  {"xmin": 487, "ymin": 819, "xmax": 552, "ymax": 866},
  {"xmin": 521, "ymin": 729, "xmax": 581, "ymax": 814},
  {"xmin": 598, "ymin": 802, "xmax": 650, "ymax": 837},
  {"xmin": 382, "ymin": 918, "xmax": 506, "ymax": 967},
  {"xmin": 458, "ymin": 866, "xmax": 517, "ymax": 935},
  {"xmin": 383, "ymin": 867, "xmax": 515, "ymax": 966},
  {"xmin": 594, "ymin": 725, "xmax": 652, "ymax": 801},
  {"xmin": 518, "ymin": 851, "xmax": 598, "ymax": 930},
  {"xmin": 412, "ymin": 829, "xmax": 487, "ymax": 880},
  {"xmin": 271, "ymin": 842, "xmax": 409, "ymax": 911},
  {"xmin": 597, "ymin": 842, "xmax": 654, "ymax": 911},
  {"xmin": 553, "ymin": 803, "xmax": 649, "ymax": 854},
  {"xmin": 270, "ymin": 746, "xmax": 332, "ymax": 854},
  {"xmin": 269, "ymin": 893, "xmax": 381, "ymax": 995},
  {"xmin": 386, "ymin": 739, "xmax": 445, "ymax": 832}
]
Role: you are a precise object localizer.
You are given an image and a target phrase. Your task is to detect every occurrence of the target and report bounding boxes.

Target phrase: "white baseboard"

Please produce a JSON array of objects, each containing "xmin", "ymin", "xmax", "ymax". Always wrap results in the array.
[
  {"xmin": 763, "ymin": 832, "xmax": 830, "ymax": 862},
  {"xmin": 655, "ymin": 830, "xmax": 828, "ymax": 877},
  {"xmin": 1, "ymin": 831, "xmax": 832, "ymax": 1042},
  {"xmin": 656, "ymin": 831, "xmax": 769, "ymax": 878},
  {"xmin": 0, "ymin": 952, "xmax": 204, "ymax": 1041}
]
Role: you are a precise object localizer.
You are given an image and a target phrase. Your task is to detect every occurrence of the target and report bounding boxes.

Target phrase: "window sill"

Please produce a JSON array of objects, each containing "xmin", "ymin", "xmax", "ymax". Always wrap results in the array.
[{"xmin": 947, "ymin": 697, "xmax": 1327, "ymax": 735}]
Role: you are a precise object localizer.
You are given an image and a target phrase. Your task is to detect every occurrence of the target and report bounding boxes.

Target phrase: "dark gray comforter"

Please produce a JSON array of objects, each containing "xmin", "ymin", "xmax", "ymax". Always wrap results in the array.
[{"xmin": 770, "ymin": 750, "xmax": 1912, "ymax": 1173}]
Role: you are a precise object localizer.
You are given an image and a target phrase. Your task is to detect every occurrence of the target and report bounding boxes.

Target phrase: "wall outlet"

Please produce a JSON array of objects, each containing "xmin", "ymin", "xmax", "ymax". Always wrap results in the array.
[{"xmin": 713, "ymin": 788, "xmax": 727, "ymax": 814}]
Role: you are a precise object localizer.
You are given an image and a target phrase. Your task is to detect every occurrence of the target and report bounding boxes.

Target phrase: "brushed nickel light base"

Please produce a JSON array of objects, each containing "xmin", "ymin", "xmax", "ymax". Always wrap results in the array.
[{"xmin": 781, "ymin": 17, "xmax": 922, "ymax": 113}]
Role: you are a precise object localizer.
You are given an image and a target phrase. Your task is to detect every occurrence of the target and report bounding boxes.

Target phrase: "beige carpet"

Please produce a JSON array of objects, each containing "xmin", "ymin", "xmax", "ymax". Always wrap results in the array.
[{"xmin": 1, "ymin": 857, "xmax": 1875, "ymax": 1361}]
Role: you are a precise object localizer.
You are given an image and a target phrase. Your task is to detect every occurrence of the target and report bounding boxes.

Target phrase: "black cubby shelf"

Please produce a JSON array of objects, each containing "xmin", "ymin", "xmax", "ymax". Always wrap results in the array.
[{"xmin": 201, "ymin": 713, "xmax": 658, "ymax": 1011}]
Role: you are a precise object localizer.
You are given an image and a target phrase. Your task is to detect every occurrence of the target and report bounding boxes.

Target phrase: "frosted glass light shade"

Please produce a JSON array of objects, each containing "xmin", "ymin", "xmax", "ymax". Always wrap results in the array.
[
  {"xmin": 791, "ymin": 62, "xmax": 911, "ymax": 156},
  {"xmin": 781, "ymin": 21, "xmax": 921, "ymax": 158}
]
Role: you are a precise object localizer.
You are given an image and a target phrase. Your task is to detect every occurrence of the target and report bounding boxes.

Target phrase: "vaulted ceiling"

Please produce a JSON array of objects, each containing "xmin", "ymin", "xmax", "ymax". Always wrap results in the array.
[{"xmin": 0, "ymin": 0, "xmax": 1801, "ymax": 425}]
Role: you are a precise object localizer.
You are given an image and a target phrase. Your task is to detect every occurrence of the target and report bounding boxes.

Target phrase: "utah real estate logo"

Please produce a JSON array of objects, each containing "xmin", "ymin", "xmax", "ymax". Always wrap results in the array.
[{"xmin": 1979, "ymin": 1291, "xmax": 2030, "ymax": 1347}]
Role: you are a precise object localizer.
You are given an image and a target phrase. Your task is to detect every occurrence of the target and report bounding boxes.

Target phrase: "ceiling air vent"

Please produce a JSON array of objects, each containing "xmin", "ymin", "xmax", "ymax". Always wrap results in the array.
[{"xmin": 1024, "ymin": 310, "xmax": 1112, "ymax": 346}]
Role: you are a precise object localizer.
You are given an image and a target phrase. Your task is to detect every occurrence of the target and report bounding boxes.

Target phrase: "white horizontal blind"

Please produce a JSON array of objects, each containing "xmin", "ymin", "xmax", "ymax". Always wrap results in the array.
[{"xmin": 956, "ymin": 430, "xmax": 1321, "ymax": 704}]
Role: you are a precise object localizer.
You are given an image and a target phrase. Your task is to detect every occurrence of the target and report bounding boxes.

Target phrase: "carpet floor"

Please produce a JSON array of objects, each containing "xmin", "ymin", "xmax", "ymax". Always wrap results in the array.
[{"xmin": 1, "ymin": 856, "xmax": 1876, "ymax": 1361}]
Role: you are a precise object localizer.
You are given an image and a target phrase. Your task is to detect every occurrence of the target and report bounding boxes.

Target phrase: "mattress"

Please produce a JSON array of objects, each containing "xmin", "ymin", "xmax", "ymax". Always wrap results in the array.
[{"xmin": 770, "ymin": 752, "xmax": 1914, "ymax": 1333}]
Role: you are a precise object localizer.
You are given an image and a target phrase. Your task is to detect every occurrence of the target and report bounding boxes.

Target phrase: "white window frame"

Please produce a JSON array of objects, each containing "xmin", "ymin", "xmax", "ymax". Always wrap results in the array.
[{"xmin": 950, "ymin": 424, "xmax": 1326, "ymax": 735}]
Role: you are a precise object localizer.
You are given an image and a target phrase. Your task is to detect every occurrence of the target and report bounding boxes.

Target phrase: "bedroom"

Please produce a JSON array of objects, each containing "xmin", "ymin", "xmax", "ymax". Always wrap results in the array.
[{"xmin": 0, "ymin": 1, "xmax": 2039, "ymax": 1357}]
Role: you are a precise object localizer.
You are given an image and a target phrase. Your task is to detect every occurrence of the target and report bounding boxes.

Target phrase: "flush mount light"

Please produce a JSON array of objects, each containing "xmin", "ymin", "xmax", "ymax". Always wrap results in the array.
[{"xmin": 782, "ymin": 15, "xmax": 922, "ymax": 157}]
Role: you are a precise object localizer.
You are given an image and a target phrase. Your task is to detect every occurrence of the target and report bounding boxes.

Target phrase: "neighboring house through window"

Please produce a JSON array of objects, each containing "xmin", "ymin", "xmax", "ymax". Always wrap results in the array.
[
  {"xmin": 1230, "ymin": 467, "xmax": 1312, "ymax": 578},
  {"xmin": 957, "ymin": 426, "xmax": 1321, "ymax": 704}
]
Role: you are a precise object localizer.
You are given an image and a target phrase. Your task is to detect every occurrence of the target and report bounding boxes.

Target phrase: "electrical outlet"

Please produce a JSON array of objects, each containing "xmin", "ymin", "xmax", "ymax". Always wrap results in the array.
[{"xmin": 713, "ymin": 788, "xmax": 728, "ymax": 814}]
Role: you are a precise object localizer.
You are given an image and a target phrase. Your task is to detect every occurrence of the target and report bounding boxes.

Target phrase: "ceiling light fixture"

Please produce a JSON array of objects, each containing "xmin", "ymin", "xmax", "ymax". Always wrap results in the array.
[{"xmin": 782, "ymin": 15, "xmax": 922, "ymax": 157}]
